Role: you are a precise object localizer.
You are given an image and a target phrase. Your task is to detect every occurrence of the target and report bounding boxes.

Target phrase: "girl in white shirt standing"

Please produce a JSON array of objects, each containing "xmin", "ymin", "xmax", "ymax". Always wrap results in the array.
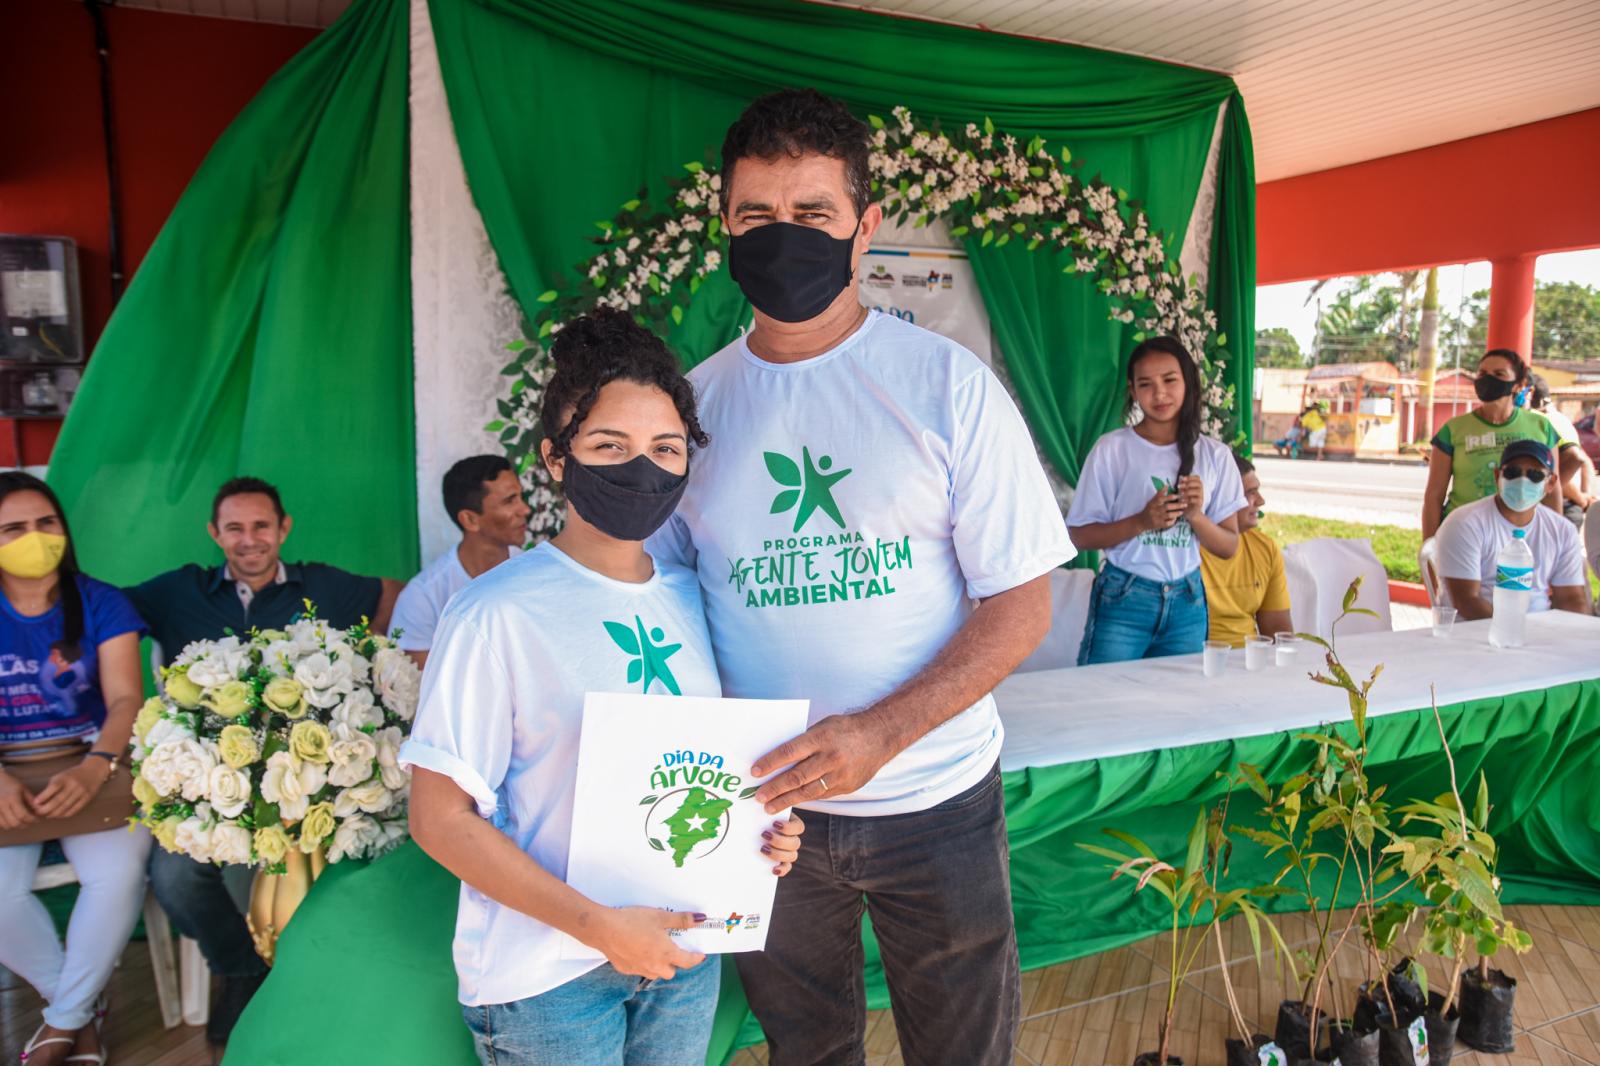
[
  {"xmin": 1066, "ymin": 337, "xmax": 1247, "ymax": 665},
  {"xmin": 401, "ymin": 308, "xmax": 804, "ymax": 1066}
]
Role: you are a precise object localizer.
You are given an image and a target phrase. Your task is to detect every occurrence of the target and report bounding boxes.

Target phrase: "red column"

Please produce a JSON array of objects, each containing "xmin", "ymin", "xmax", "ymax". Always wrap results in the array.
[{"xmin": 1486, "ymin": 254, "xmax": 1537, "ymax": 362}]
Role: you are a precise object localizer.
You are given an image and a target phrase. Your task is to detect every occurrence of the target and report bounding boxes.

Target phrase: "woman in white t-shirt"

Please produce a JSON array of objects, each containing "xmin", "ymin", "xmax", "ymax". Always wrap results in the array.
[
  {"xmin": 1067, "ymin": 337, "xmax": 1248, "ymax": 664},
  {"xmin": 399, "ymin": 309, "xmax": 804, "ymax": 1066}
]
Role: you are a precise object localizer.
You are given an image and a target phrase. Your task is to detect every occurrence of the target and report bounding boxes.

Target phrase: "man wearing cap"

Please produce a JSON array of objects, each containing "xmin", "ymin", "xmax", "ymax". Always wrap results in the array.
[{"xmin": 1435, "ymin": 439, "xmax": 1591, "ymax": 619}]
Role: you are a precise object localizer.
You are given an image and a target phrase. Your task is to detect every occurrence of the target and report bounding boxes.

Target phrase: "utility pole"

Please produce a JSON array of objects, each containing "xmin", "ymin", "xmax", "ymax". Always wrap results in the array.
[{"xmin": 1417, "ymin": 267, "xmax": 1440, "ymax": 442}]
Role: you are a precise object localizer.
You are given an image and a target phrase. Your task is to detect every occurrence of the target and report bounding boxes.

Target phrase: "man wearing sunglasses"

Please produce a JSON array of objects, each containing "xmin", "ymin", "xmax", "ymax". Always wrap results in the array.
[{"xmin": 1436, "ymin": 440, "xmax": 1591, "ymax": 620}]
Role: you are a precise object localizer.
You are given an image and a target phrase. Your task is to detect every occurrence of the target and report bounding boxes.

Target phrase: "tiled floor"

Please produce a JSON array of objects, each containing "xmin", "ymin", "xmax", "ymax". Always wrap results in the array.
[
  {"xmin": 728, "ymin": 904, "xmax": 1600, "ymax": 1065},
  {"xmin": 6, "ymin": 904, "xmax": 1597, "ymax": 1065}
]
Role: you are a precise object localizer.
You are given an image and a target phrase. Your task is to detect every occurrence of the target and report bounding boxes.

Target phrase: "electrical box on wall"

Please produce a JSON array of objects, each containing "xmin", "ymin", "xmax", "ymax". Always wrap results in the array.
[{"xmin": 0, "ymin": 235, "xmax": 84, "ymax": 418}]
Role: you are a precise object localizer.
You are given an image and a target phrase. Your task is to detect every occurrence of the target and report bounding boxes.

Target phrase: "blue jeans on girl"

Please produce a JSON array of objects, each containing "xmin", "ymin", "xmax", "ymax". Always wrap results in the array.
[
  {"xmin": 1078, "ymin": 562, "xmax": 1208, "ymax": 665},
  {"xmin": 463, "ymin": 957, "xmax": 720, "ymax": 1066}
]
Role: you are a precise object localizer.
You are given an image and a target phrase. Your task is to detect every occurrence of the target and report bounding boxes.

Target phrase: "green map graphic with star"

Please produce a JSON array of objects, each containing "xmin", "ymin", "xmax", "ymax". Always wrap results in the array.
[{"xmin": 660, "ymin": 787, "xmax": 733, "ymax": 867}]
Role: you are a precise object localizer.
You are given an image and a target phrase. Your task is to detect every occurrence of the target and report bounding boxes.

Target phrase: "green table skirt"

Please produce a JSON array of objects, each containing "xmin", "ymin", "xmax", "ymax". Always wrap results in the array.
[{"xmin": 223, "ymin": 679, "xmax": 1600, "ymax": 1065}]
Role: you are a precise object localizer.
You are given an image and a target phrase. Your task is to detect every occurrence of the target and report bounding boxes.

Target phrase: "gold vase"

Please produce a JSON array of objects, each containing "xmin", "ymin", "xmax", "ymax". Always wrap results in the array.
[{"xmin": 247, "ymin": 846, "xmax": 327, "ymax": 966}]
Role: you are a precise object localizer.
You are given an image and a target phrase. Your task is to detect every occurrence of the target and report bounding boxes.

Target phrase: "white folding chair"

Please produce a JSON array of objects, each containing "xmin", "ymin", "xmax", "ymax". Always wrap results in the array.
[
  {"xmin": 31, "ymin": 859, "xmax": 210, "ymax": 1028},
  {"xmin": 1418, "ymin": 537, "xmax": 1449, "ymax": 608},
  {"xmin": 1014, "ymin": 567, "xmax": 1095, "ymax": 672},
  {"xmin": 1282, "ymin": 538, "xmax": 1393, "ymax": 642}
]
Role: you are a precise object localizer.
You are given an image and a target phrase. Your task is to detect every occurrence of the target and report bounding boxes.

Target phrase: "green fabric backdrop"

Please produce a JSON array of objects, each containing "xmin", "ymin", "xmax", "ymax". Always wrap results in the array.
[
  {"xmin": 427, "ymin": 0, "xmax": 1257, "ymax": 486},
  {"xmin": 223, "ymin": 679, "xmax": 1600, "ymax": 1065},
  {"xmin": 43, "ymin": 0, "xmax": 1254, "ymax": 584},
  {"xmin": 46, "ymin": 0, "xmax": 417, "ymax": 586}
]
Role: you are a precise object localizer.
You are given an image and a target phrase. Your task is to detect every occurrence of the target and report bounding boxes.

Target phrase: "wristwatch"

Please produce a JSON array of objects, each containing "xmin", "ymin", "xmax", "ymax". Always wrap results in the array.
[{"xmin": 87, "ymin": 750, "xmax": 121, "ymax": 774}]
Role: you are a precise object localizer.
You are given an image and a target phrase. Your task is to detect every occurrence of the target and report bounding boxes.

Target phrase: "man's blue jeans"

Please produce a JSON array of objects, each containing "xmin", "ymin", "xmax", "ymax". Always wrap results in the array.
[
  {"xmin": 147, "ymin": 848, "xmax": 267, "ymax": 978},
  {"xmin": 463, "ymin": 958, "xmax": 719, "ymax": 1066},
  {"xmin": 1078, "ymin": 562, "xmax": 1209, "ymax": 665}
]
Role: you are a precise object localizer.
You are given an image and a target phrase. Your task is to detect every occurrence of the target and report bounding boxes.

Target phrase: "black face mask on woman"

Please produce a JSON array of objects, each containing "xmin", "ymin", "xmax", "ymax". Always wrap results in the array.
[
  {"xmin": 562, "ymin": 454, "xmax": 687, "ymax": 542},
  {"xmin": 1474, "ymin": 374, "xmax": 1518, "ymax": 403},
  {"xmin": 728, "ymin": 219, "xmax": 860, "ymax": 323}
]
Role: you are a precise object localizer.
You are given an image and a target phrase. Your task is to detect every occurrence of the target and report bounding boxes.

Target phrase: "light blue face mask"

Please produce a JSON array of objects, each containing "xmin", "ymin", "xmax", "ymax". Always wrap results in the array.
[{"xmin": 1498, "ymin": 474, "xmax": 1545, "ymax": 512}]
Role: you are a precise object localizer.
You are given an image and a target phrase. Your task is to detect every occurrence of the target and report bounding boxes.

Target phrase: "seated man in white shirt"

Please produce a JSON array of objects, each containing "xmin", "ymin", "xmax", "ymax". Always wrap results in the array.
[
  {"xmin": 1436, "ymin": 439, "xmax": 1591, "ymax": 620},
  {"xmin": 390, "ymin": 455, "xmax": 530, "ymax": 668}
]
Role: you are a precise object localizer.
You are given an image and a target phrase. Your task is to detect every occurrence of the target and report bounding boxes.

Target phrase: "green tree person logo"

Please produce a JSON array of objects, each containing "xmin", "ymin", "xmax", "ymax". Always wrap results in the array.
[
  {"xmin": 603, "ymin": 616, "xmax": 682, "ymax": 695},
  {"xmin": 765, "ymin": 447, "xmax": 852, "ymax": 532}
]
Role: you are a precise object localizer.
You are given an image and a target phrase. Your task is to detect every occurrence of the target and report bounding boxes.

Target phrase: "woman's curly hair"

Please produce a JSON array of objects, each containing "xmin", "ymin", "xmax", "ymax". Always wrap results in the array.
[{"xmin": 541, "ymin": 307, "xmax": 710, "ymax": 460}]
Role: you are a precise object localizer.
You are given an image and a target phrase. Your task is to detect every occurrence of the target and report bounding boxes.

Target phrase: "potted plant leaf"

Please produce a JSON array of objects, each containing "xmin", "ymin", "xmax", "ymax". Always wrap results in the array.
[
  {"xmin": 1394, "ymin": 697, "xmax": 1533, "ymax": 1060},
  {"xmin": 1080, "ymin": 803, "xmax": 1292, "ymax": 1066},
  {"xmin": 1233, "ymin": 753, "xmax": 1378, "ymax": 1065},
  {"xmin": 1205, "ymin": 784, "xmax": 1295, "ymax": 1066}
]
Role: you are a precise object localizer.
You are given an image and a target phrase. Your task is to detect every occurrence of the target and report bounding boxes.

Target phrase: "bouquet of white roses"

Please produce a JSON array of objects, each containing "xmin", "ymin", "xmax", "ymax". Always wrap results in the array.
[{"xmin": 130, "ymin": 605, "xmax": 422, "ymax": 872}]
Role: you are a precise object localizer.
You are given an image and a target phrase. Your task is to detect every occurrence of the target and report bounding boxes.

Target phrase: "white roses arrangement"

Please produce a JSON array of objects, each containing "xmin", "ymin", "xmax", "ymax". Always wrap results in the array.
[{"xmin": 130, "ymin": 609, "xmax": 421, "ymax": 872}]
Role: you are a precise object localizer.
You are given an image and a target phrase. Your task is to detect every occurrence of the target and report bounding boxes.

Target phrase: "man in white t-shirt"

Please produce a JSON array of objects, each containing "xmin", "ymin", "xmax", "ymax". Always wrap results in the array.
[
  {"xmin": 390, "ymin": 455, "xmax": 529, "ymax": 668},
  {"xmin": 649, "ymin": 89, "xmax": 1073, "ymax": 1066},
  {"xmin": 1436, "ymin": 439, "xmax": 1590, "ymax": 618}
]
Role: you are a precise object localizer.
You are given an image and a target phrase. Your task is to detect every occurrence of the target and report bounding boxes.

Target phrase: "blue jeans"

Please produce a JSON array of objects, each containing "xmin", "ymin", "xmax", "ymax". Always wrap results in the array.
[
  {"xmin": 147, "ymin": 847, "xmax": 266, "ymax": 979},
  {"xmin": 1078, "ymin": 562, "xmax": 1209, "ymax": 665},
  {"xmin": 464, "ymin": 958, "xmax": 720, "ymax": 1066}
]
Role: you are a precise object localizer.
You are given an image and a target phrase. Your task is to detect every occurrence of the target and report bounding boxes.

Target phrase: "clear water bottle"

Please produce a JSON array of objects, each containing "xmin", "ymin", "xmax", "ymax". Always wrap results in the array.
[{"xmin": 1489, "ymin": 527, "xmax": 1534, "ymax": 649}]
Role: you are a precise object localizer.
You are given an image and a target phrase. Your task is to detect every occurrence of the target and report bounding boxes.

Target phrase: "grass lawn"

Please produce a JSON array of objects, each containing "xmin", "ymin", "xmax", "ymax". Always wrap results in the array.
[
  {"xmin": 1259, "ymin": 513, "xmax": 1422, "ymax": 583},
  {"xmin": 1260, "ymin": 511, "xmax": 1600, "ymax": 597}
]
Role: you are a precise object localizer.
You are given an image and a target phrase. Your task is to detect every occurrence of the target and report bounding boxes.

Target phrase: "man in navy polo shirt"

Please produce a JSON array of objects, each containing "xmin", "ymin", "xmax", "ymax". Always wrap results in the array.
[{"xmin": 123, "ymin": 476, "xmax": 401, "ymax": 1048}]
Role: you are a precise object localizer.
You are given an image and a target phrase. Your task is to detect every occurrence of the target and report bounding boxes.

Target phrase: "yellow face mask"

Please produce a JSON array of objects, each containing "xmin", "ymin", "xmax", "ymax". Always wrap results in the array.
[{"xmin": 0, "ymin": 531, "xmax": 68, "ymax": 579}]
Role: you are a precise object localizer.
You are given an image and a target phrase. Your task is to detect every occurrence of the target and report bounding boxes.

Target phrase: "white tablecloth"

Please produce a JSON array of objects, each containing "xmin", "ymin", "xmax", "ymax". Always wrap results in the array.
[{"xmin": 995, "ymin": 610, "xmax": 1600, "ymax": 772}]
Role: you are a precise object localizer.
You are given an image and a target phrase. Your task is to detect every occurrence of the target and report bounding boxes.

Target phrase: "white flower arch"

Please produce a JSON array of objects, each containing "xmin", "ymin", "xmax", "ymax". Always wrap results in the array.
[{"xmin": 487, "ymin": 106, "xmax": 1234, "ymax": 539}]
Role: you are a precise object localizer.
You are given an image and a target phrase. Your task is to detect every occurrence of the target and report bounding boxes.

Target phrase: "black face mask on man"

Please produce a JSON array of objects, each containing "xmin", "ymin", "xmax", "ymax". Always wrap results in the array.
[
  {"xmin": 561, "ymin": 454, "xmax": 687, "ymax": 542},
  {"xmin": 728, "ymin": 219, "xmax": 860, "ymax": 323},
  {"xmin": 1474, "ymin": 374, "xmax": 1518, "ymax": 403}
]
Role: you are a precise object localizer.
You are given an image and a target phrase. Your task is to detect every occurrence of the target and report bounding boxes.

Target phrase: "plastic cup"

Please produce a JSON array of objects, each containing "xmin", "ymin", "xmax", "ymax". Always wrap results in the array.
[
  {"xmin": 1432, "ymin": 606, "xmax": 1458, "ymax": 638},
  {"xmin": 1274, "ymin": 633, "xmax": 1302, "ymax": 667},
  {"xmin": 1245, "ymin": 635, "xmax": 1274, "ymax": 672},
  {"xmin": 1202, "ymin": 640, "xmax": 1230, "ymax": 678}
]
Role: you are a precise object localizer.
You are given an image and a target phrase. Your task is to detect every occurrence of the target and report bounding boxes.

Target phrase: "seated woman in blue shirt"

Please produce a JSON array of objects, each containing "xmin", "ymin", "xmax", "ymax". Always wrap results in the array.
[{"xmin": 0, "ymin": 472, "xmax": 149, "ymax": 1066}]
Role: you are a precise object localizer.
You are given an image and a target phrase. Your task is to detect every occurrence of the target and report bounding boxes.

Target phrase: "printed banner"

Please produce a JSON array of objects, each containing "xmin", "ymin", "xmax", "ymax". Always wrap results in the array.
[
  {"xmin": 858, "ymin": 244, "xmax": 994, "ymax": 366},
  {"xmin": 562, "ymin": 692, "xmax": 811, "ymax": 957}
]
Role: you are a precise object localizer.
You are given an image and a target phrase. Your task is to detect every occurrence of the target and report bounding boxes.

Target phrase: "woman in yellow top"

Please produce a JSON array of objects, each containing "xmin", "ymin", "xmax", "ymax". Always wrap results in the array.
[
  {"xmin": 1299, "ymin": 404, "xmax": 1327, "ymax": 461},
  {"xmin": 1422, "ymin": 349, "xmax": 1574, "ymax": 540}
]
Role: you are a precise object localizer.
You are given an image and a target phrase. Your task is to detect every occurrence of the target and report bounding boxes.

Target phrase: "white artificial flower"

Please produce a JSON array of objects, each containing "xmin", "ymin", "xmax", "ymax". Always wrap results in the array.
[
  {"xmin": 322, "ymin": 639, "xmax": 372, "ymax": 684},
  {"xmin": 260, "ymin": 751, "xmax": 328, "ymax": 823},
  {"xmin": 207, "ymin": 765, "xmax": 253, "ymax": 819},
  {"xmin": 174, "ymin": 816, "xmax": 215, "ymax": 863},
  {"xmin": 371, "ymin": 648, "xmax": 420, "ymax": 721},
  {"xmin": 144, "ymin": 716, "xmax": 196, "ymax": 751},
  {"xmin": 137, "ymin": 740, "xmax": 189, "ymax": 798},
  {"xmin": 160, "ymin": 739, "xmax": 219, "ymax": 802},
  {"xmin": 293, "ymin": 651, "xmax": 355, "ymax": 709},
  {"xmin": 185, "ymin": 636, "xmax": 250, "ymax": 687},
  {"xmin": 334, "ymin": 780, "xmax": 394, "ymax": 818},
  {"xmin": 286, "ymin": 618, "xmax": 327, "ymax": 649},
  {"xmin": 328, "ymin": 814, "xmax": 382, "ymax": 863},
  {"xmin": 370, "ymin": 817, "xmax": 409, "ymax": 859},
  {"xmin": 373, "ymin": 726, "xmax": 409, "ymax": 791},
  {"xmin": 327, "ymin": 723, "xmax": 378, "ymax": 788},
  {"xmin": 210, "ymin": 822, "xmax": 253, "ymax": 865},
  {"xmin": 172, "ymin": 639, "xmax": 212, "ymax": 668}
]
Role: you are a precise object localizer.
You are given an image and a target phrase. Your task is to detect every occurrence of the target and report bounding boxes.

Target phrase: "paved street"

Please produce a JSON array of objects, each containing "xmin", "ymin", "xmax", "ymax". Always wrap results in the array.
[{"xmin": 1251, "ymin": 455, "xmax": 1428, "ymax": 528}]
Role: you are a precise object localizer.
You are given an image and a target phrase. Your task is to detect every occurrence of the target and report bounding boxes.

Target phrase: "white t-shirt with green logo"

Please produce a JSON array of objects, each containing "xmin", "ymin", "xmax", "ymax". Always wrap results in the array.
[
  {"xmin": 398, "ymin": 542, "xmax": 721, "ymax": 1007},
  {"xmin": 650, "ymin": 310, "xmax": 1073, "ymax": 817},
  {"xmin": 1067, "ymin": 427, "xmax": 1248, "ymax": 584}
]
